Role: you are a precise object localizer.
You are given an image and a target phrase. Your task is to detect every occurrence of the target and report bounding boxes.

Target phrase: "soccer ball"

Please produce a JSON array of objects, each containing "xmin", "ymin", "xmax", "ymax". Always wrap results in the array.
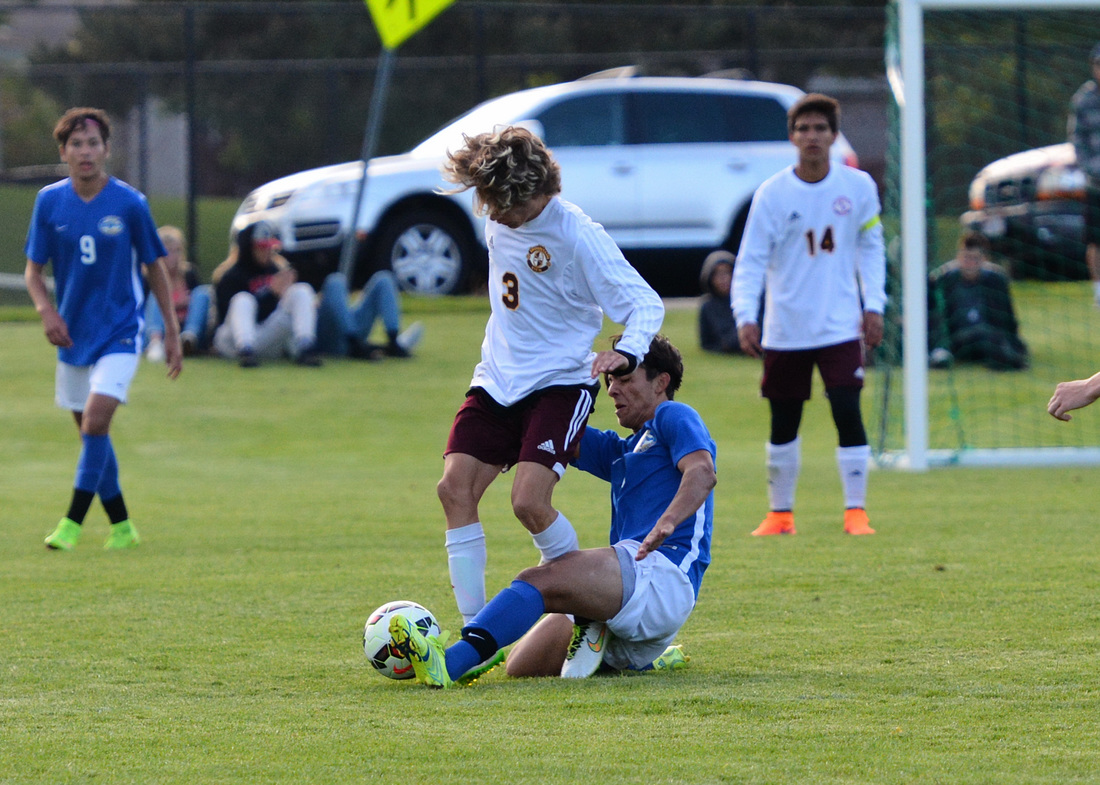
[{"xmin": 363, "ymin": 600, "xmax": 441, "ymax": 680}]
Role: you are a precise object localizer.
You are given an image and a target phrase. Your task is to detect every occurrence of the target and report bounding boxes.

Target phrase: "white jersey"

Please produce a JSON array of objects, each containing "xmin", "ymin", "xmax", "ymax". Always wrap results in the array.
[
  {"xmin": 472, "ymin": 196, "xmax": 664, "ymax": 406},
  {"xmin": 732, "ymin": 164, "xmax": 886, "ymax": 350}
]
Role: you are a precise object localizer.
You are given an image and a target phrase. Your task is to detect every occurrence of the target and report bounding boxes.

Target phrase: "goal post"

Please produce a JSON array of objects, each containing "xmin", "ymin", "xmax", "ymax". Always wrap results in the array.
[{"xmin": 878, "ymin": 0, "xmax": 1100, "ymax": 469}]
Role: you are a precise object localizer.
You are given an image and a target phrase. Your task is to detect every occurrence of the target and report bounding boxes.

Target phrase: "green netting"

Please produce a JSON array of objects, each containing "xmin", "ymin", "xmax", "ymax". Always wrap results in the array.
[{"xmin": 872, "ymin": 2, "xmax": 1100, "ymax": 461}]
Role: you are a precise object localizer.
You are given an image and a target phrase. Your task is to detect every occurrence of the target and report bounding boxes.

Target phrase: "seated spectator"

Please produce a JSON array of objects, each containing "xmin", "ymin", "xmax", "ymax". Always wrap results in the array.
[
  {"xmin": 928, "ymin": 231, "xmax": 1028, "ymax": 371},
  {"xmin": 697, "ymin": 249, "xmax": 742, "ymax": 354},
  {"xmin": 316, "ymin": 271, "xmax": 424, "ymax": 360},
  {"xmin": 145, "ymin": 225, "xmax": 212, "ymax": 361},
  {"xmin": 211, "ymin": 221, "xmax": 322, "ymax": 368}
]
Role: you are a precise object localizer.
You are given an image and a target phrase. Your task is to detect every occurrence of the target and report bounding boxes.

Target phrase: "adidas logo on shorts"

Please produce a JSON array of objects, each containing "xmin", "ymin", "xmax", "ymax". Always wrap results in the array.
[{"xmin": 537, "ymin": 440, "xmax": 556, "ymax": 454}]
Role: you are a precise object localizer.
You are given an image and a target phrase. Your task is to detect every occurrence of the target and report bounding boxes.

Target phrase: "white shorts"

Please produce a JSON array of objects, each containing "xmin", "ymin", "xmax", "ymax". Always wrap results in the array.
[
  {"xmin": 604, "ymin": 539, "xmax": 696, "ymax": 671},
  {"xmin": 55, "ymin": 352, "xmax": 140, "ymax": 412}
]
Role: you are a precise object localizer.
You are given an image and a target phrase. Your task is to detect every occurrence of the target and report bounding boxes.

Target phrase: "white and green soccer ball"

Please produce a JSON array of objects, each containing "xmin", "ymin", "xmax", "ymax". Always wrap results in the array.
[{"xmin": 363, "ymin": 600, "xmax": 441, "ymax": 680}]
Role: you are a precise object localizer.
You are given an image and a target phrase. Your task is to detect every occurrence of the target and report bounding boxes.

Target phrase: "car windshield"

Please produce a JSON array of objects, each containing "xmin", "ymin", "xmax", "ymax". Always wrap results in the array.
[{"xmin": 408, "ymin": 89, "xmax": 557, "ymax": 158}]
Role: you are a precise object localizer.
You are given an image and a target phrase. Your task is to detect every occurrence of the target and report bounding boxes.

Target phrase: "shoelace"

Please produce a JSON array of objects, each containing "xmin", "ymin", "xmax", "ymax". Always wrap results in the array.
[{"xmin": 564, "ymin": 625, "xmax": 588, "ymax": 660}]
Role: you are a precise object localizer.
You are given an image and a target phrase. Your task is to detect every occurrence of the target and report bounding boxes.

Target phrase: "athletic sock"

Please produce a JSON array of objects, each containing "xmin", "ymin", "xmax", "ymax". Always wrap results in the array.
[
  {"xmin": 836, "ymin": 444, "xmax": 871, "ymax": 510},
  {"xmin": 531, "ymin": 511, "xmax": 579, "ymax": 563},
  {"xmin": 446, "ymin": 522, "xmax": 487, "ymax": 624},
  {"xmin": 96, "ymin": 439, "xmax": 121, "ymax": 501},
  {"xmin": 65, "ymin": 490, "xmax": 95, "ymax": 525},
  {"xmin": 464, "ymin": 580, "xmax": 546, "ymax": 652},
  {"xmin": 766, "ymin": 437, "xmax": 801, "ymax": 512},
  {"xmin": 68, "ymin": 433, "xmax": 111, "ymax": 524},
  {"xmin": 101, "ymin": 494, "xmax": 129, "ymax": 525}
]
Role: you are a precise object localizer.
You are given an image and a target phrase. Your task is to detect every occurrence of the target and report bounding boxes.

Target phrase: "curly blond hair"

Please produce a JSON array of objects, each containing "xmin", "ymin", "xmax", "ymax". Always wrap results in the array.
[{"xmin": 442, "ymin": 126, "xmax": 561, "ymax": 215}]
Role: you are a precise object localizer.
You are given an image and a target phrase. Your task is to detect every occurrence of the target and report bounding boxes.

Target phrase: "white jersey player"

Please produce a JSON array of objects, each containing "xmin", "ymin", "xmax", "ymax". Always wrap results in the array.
[
  {"xmin": 731, "ymin": 93, "xmax": 885, "ymax": 537},
  {"xmin": 437, "ymin": 126, "xmax": 664, "ymax": 647}
]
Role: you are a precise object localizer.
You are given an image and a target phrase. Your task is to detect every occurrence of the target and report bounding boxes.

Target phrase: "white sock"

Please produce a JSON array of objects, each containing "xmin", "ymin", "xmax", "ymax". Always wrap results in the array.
[
  {"xmin": 766, "ymin": 438, "xmax": 801, "ymax": 512},
  {"xmin": 531, "ymin": 511, "xmax": 579, "ymax": 563},
  {"xmin": 446, "ymin": 523, "xmax": 486, "ymax": 624},
  {"xmin": 837, "ymin": 444, "xmax": 871, "ymax": 509},
  {"xmin": 1093, "ymin": 280, "xmax": 1100, "ymax": 303}
]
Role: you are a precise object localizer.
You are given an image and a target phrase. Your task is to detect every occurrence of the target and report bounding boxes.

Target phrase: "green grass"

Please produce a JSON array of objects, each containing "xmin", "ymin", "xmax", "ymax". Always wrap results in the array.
[{"xmin": 3, "ymin": 301, "xmax": 1100, "ymax": 784}]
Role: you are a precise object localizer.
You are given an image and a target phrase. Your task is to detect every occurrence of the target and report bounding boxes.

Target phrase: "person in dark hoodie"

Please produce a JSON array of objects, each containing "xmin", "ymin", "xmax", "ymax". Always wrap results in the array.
[
  {"xmin": 697, "ymin": 249, "xmax": 742, "ymax": 354},
  {"xmin": 211, "ymin": 220, "xmax": 322, "ymax": 368}
]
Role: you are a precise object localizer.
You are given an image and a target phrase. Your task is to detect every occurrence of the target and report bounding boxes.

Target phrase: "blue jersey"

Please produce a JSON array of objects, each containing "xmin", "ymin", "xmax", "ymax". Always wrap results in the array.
[
  {"xmin": 25, "ymin": 177, "xmax": 166, "ymax": 366},
  {"xmin": 573, "ymin": 400, "xmax": 715, "ymax": 598}
]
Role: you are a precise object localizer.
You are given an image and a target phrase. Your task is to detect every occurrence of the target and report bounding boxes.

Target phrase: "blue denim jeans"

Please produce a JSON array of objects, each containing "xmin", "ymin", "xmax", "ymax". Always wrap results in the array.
[
  {"xmin": 316, "ymin": 271, "xmax": 402, "ymax": 355},
  {"xmin": 144, "ymin": 284, "xmax": 212, "ymax": 349}
]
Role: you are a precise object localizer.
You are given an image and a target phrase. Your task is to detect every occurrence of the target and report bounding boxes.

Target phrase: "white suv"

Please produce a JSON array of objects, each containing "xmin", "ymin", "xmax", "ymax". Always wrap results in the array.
[{"xmin": 232, "ymin": 74, "xmax": 859, "ymax": 296}]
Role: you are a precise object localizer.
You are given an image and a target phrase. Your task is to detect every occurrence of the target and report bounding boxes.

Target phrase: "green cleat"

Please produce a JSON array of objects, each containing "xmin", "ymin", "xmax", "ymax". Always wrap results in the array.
[
  {"xmin": 45, "ymin": 518, "xmax": 82, "ymax": 551},
  {"xmin": 389, "ymin": 614, "xmax": 452, "ymax": 689},
  {"xmin": 103, "ymin": 520, "xmax": 140, "ymax": 550},
  {"xmin": 455, "ymin": 649, "xmax": 505, "ymax": 687},
  {"xmin": 652, "ymin": 644, "xmax": 690, "ymax": 671}
]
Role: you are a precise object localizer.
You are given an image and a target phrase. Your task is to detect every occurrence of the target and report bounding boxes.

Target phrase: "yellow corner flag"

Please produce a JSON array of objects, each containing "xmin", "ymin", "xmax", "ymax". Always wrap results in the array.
[{"xmin": 365, "ymin": 0, "xmax": 456, "ymax": 50}]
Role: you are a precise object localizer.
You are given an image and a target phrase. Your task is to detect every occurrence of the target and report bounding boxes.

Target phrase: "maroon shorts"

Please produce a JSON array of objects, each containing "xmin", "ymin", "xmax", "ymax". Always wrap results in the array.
[
  {"xmin": 445, "ymin": 385, "xmax": 598, "ymax": 476},
  {"xmin": 761, "ymin": 340, "xmax": 864, "ymax": 401}
]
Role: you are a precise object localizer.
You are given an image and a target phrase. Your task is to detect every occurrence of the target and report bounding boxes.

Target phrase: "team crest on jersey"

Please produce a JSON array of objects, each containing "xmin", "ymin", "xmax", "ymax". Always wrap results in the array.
[
  {"xmin": 526, "ymin": 245, "xmax": 551, "ymax": 273},
  {"xmin": 98, "ymin": 216, "xmax": 124, "ymax": 236},
  {"xmin": 632, "ymin": 429, "xmax": 656, "ymax": 454},
  {"xmin": 832, "ymin": 196, "xmax": 853, "ymax": 216}
]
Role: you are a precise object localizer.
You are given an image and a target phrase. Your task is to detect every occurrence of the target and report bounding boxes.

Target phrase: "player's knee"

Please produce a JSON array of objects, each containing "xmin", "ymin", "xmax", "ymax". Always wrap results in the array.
[{"xmin": 510, "ymin": 497, "xmax": 554, "ymax": 532}]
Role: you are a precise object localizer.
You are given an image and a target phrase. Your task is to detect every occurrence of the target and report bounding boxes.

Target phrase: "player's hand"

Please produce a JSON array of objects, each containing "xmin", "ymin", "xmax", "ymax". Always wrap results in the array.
[
  {"xmin": 863, "ymin": 311, "xmax": 884, "ymax": 349},
  {"xmin": 164, "ymin": 335, "xmax": 183, "ymax": 380},
  {"xmin": 635, "ymin": 518, "xmax": 674, "ymax": 561},
  {"xmin": 737, "ymin": 323, "xmax": 762, "ymax": 358},
  {"xmin": 41, "ymin": 309, "xmax": 73, "ymax": 348},
  {"xmin": 591, "ymin": 350, "xmax": 628, "ymax": 378},
  {"xmin": 271, "ymin": 267, "xmax": 297, "ymax": 297},
  {"xmin": 1048, "ymin": 378, "xmax": 1099, "ymax": 421}
]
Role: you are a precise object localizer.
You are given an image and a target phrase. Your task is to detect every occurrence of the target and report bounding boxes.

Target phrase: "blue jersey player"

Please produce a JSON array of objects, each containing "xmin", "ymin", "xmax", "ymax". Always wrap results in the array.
[
  {"xmin": 390, "ymin": 335, "xmax": 716, "ymax": 687},
  {"xmin": 24, "ymin": 107, "xmax": 182, "ymax": 551}
]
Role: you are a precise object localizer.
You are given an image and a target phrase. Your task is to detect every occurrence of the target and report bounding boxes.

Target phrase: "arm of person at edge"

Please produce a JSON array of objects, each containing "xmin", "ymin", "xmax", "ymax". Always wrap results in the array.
[
  {"xmin": 145, "ymin": 257, "xmax": 183, "ymax": 379},
  {"xmin": 25, "ymin": 259, "xmax": 72, "ymax": 348},
  {"xmin": 1048, "ymin": 371, "xmax": 1100, "ymax": 421},
  {"xmin": 635, "ymin": 448, "xmax": 717, "ymax": 561}
]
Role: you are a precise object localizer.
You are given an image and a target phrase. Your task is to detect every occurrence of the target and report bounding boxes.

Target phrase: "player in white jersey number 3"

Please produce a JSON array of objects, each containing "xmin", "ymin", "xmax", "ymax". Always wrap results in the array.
[
  {"xmin": 435, "ymin": 126, "xmax": 664, "ymax": 677},
  {"xmin": 732, "ymin": 93, "xmax": 886, "ymax": 537}
]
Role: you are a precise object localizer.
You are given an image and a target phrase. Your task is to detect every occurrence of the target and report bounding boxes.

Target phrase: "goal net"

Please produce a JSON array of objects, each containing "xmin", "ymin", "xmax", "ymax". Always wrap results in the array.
[{"xmin": 872, "ymin": 0, "xmax": 1100, "ymax": 468}]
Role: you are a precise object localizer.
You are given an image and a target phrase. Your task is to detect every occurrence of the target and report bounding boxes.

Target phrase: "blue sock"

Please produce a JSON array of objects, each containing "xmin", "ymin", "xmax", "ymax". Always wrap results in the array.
[
  {"xmin": 74, "ymin": 433, "xmax": 110, "ymax": 493},
  {"xmin": 445, "ymin": 580, "xmax": 545, "ymax": 679},
  {"xmin": 96, "ymin": 439, "xmax": 121, "ymax": 500}
]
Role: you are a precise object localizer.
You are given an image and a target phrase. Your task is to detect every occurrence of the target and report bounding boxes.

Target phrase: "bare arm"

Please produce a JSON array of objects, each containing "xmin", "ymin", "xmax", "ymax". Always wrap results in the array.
[
  {"xmin": 635, "ymin": 449, "xmax": 716, "ymax": 560},
  {"xmin": 1048, "ymin": 371, "xmax": 1100, "ymax": 421},
  {"xmin": 145, "ymin": 259, "xmax": 183, "ymax": 379},
  {"xmin": 25, "ymin": 260, "xmax": 71, "ymax": 348}
]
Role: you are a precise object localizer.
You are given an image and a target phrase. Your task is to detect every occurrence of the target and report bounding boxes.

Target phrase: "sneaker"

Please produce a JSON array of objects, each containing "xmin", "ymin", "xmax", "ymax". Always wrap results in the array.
[
  {"xmin": 145, "ymin": 337, "xmax": 165, "ymax": 363},
  {"xmin": 239, "ymin": 348, "xmax": 260, "ymax": 368},
  {"xmin": 652, "ymin": 644, "xmax": 690, "ymax": 671},
  {"xmin": 561, "ymin": 621, "xmax": 608, "ymax": 678},
  {"xmin": 929, "ymin": 347, "xmax": 953, "ymax": 369},
  {"xmin": 295, "ymin": 347, "xmax": 323, "ymax": 367},
  {"xmin": 45, "ymin": 518, "xmax": 81, "ymax": 551},
  {"xmin": 389, "ymin": 614, "xmax": 453, "ymax": 688},
  {"xmin": 347, "ymin": 338, "xmax": 384, "ymax": 361},
  {"xmin": 751, "ymin": 511, "xmax": 796, "ymax": 536},
  {"xmin": 181, "ymin": 331, "xmax": 199, "ymax": 357},
  {"xmin": 455, "ymin": 649, "xmax": 506, "ymax": 687},
  {"xmin": 394, "ymin": 322, "xmax": 424, "ymax": 354},
  {"xmin": 843, "ymin": 507, "xmax": 875, "ymax": 535},
  {"xmin": 104, "ymin": 520, "xmax": 141, "ymax": 550}
]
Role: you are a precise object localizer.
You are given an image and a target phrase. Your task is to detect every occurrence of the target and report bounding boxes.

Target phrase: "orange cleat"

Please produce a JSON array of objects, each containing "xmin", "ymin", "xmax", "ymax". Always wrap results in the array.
[
  {"xmin": 751, "ymin": 511, "xmax": 796, "ymax": 536},
  {"xmin": 843, "ymin": 508, "xmax": 875, "ymax": 535}
]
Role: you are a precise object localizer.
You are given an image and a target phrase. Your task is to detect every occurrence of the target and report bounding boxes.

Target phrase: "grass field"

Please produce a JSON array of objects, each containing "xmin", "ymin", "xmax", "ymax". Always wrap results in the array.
[{"xmin": 3, "ymin": 300, "xmax": 1100, "ymax": 784}]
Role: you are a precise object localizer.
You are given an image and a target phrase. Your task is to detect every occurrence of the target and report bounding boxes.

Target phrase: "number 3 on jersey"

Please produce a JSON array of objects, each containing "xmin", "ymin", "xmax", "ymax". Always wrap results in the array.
[
  {"xmin": 80, "ymin": 234, "xmax": 97, "ymax": 265},
  {"xmin": 502, "ymin": 271, "xmax": 519, "ymax": 310},
  {"xmin": 805, "ymin": 226, "xmax": 835, "ymax": 256}
]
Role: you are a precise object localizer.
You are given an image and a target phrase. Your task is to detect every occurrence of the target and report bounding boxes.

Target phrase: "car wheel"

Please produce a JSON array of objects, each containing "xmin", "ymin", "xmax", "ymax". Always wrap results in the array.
[{"xmin": 376, "ymin": 210, "xmax": 475, "ymax": 296}]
